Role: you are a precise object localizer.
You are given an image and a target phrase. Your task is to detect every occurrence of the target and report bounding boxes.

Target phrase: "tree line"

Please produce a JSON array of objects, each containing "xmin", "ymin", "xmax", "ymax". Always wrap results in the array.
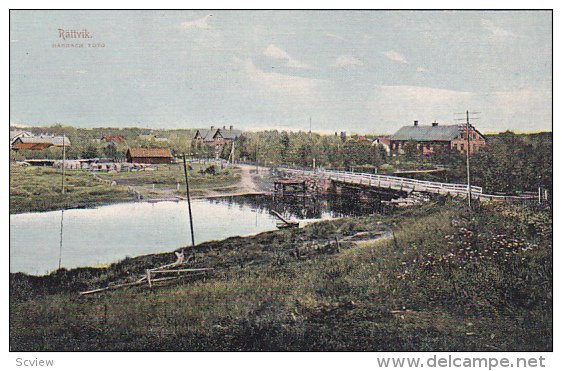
[
  {"xmin": 219, "ymin": 131, "xmax": 389, "ymax": 169},
  {"xmin": 10, "ymin": 125, "xmax": 551, "ymax": 195}
]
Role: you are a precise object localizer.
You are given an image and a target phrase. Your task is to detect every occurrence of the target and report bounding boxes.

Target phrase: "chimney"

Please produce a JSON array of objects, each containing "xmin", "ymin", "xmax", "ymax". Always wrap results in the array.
[
  {"xmin": 414, "ymin": 120, "xmax": 418, "ymax": 126},
  {"xmin": 229, "ymin": 125, "xmax": 233, "ymax": 130},
  {"xmin": 223, "ymin": 125, "xmax": 226, "ymax": 130},
  {"xmin": 210, "ymin": 125, "xmax": 214, "ymax": 130},
  {"xmin": 432, "ymin": 122, "xmax": 438, "ymax": 127}
]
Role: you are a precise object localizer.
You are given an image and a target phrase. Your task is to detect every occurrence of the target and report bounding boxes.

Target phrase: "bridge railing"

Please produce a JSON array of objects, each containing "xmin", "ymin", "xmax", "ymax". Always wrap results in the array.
[
  {"xmin": 284, "ymin": 168, "xmax": 483, "ymax": 195},
  {"xmin": 282, "ymin": 168, "xmax": 540, "ymax": 202},
  {"xmin": 323, "ymin": 169, "xmax": 483, "ymax": 192}
]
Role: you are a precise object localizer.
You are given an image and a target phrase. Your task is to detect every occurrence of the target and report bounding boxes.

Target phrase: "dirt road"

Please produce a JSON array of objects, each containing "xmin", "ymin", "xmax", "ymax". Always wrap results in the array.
[{"xmin": 108, "ymin": 164, "xmax": 273, "ymax": 201}]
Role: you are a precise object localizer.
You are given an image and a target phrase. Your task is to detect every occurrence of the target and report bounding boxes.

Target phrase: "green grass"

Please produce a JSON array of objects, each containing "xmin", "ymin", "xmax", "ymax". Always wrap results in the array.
[
  {"xmin": 9, "ymin": 163, "xmax": 241, "ymax": 213},
  {"xmin": 10, "ymin": 165, "xmax": 133, "ymax": 214},
  {"xmin": 9, "ymin": 201, "xmax": 552, "ymax": 351},
  {"xmin": 101, "ymin": 163, "xmax": 241, "ymax": 189},
  {"xmin": 99, "ymin": 163, "xmax": 241, "ymax": 194}
]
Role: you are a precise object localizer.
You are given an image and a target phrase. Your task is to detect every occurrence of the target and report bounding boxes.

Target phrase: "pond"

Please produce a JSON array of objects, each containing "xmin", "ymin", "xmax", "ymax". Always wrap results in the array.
[{"xmin": 10, "ymin": 194, "xmax": 385, "ymax": 275}]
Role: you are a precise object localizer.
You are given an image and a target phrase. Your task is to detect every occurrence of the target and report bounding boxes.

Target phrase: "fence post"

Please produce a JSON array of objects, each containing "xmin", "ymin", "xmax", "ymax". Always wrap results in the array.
[{"xmin": 146, "ymin": 269, "xmax": 152, "ymax": 288}]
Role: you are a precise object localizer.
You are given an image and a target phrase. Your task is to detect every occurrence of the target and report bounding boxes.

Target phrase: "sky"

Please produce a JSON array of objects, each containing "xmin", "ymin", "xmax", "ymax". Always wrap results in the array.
[{"xmin": 9, "ymin": 10, "xmax": 552, "ymax": 134}]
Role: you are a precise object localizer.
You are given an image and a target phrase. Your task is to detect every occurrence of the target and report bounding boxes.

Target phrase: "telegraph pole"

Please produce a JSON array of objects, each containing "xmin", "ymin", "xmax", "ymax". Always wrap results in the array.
[
  {"xmin": 182, "ymin": 154, "xmax": 195, "ymax": 247},
  {"xmin": 466, "ymin": 110, "xmax": 472, "ymax": 209},
  {"xmin": 255, "ymin": 140, "xmax": 259, "ymax": 173},
  {"xmin": 61, "ymin": 136, "xmax": 66, "ymax": 194},
  {"xmin": 455, "ymin": 111, "xmax": 480, "ymax": 209},
  {"xmin": 229, "ymin": 140, "xmax": 235, "ymax": 165},
  {"xmin": 58, "ymin": 209, "xmax": 64, "ymax": 270},
  {"xmin": 59, "ymin": 134, "xmax": 67, "ymax": 269}
]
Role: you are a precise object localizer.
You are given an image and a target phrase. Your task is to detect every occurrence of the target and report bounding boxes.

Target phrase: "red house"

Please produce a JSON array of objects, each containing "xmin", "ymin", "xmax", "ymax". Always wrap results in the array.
[{"xmin": 126, "ymin": 148, "xmax": 174, "ymax": 164}]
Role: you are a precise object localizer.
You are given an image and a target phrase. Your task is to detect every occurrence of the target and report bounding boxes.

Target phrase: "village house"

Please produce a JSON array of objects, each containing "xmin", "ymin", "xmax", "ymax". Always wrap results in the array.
[
  {"xmin": 212, "ymin": 126, "xmax": 243, "ymax": 145},
  {"xmin": 9, "ymin": 130, "xmax": 33, "ymax": 145},
  {"xmin": 372, "ymin": 137, "xmax": 391, "ymax": 155},
  {"xmin": 192, "ymin": 125, "xmax": 243, "ymax": 158},
  {"xmin": 138, "ymin": 132, "xmax": 154, "ymax": 141},
  {"xmin": 193, "ymin": 127, "xmax": 215, "ymax": 145},
  {"xmin": 101, "ymin": 135, "xmax": 126, "ymax": 144},
  {"xmin": 389, "ymin": 120, "xmax": 486, "ymax": 156},
  {"xmin": 126, "ymin": 148, "xmax": 174, "ymax": 164},
  {"xmin": 153, "ymin": 135, "xmax": 169, "ymax": 142},
  {"xmin": 11, "ymin": 134, "xmax": 71, "ymax": 150},
  {"xmin": 138, "ymin": 132, "xmax": 169, "ymax": 142}
]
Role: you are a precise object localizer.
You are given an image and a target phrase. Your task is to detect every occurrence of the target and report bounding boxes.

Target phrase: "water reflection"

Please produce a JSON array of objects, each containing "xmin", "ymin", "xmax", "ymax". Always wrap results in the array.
[
  {"xmin": 10, "ymin": 193, "xmax": 386, "ymax": 275},
  {"xmin": 210, "ymin": 192, "xmax": 387, "ymax": 220}
]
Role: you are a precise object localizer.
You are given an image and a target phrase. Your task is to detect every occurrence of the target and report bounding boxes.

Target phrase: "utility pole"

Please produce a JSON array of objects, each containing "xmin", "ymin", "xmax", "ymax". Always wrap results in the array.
[
  {"xmin": 455, "ymin": 111, "xmax": 480, "ymax": 209},
  {"xmin": 182, "ymin": 154, "xmax": 195, "ymax": 247},
  {"xmin": 255, "ymin": 140, "xmax": 259, "ymax": 173},
  {"xmin": 58, "ymin": 209, "xmax": 64, "ymax": 270},
  {"xmin": 465, "ymin": 110, "xmax": 472, "ymax": 209},
  {"xmin": 61, "ymin": 136, "xmax": 66, "ymax": 194},
  {"xmin": 229, "ymin": 140, "xmax": 235, "ymax": 165}
]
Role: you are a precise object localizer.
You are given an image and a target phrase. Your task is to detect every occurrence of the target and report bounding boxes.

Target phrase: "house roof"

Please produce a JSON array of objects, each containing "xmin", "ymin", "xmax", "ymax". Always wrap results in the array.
[
  {"xmin": 102, "ymin": 135, "xmax": 125, "ymax": 143},
  {"xmin": 375, "ymin": 137, "xmax": 391, "ymax": 146},
  {"xmin": 14, "ymin": 135, "xmax": 71, "ymax": 146},
  {"xmin": 127, "ymin": 148, "xmax": 173, "ymax": 158},
  {"xmin": 214, "ymin": 128, "xmax": 242, "ymax": 140},
  {"xmin": 390, "ymin": 125, "xmax": 461, "ymax": 142},
  {"xmin": 10, "ymin": 130, "xmax": 32, "ymax": 140},
  {"xmin": 193, "ymin": 129, "xmax": 214, "ymax": 141},
  {"xmin": 12, "ymin": 142, "xmax": 53, "ymax": 150},
  {"xmin": 48, "ymin": 136, "xmax": 71, "ymax": 146}
]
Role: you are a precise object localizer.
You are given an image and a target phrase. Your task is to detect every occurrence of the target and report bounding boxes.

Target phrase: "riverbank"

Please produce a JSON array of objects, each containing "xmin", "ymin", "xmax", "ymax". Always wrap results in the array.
[
  {"xmin": 10, "ymin": 201, "xmax": 552, "ymax": 351},
  {"xmin": 9, "ymin": 163, "xmax": 267, "ymax": 214}
]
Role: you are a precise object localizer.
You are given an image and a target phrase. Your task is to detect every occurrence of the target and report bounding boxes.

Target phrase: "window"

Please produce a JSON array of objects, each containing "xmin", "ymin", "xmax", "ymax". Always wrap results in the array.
[{"xmin": 460, "ymin": 144, "xmax": 465, "ymax": 151}]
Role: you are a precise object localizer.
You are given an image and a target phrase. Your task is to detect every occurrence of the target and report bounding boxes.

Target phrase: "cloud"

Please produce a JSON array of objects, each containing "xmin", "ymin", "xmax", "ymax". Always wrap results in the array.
[
  {"xmin": 368, "ymin": 85, "xmax": 551, "ymax": 133},
  {"xmin": 234, "ymin": 57, "xmax": 323, "ymax": 99},
  {"xmin": 416, "ymin": 66, "xmax": 428, "ymax": 73},
  {"xmin": 481, "ymin": 19, "xmax": 517, "ymax": 40},
  {"xmin": 382, "ymin": 50, "xmax": 409, "ymax": 64},
  {"xmin": 325, "ymin": 32, "xmax": 347, "ymax": 42},
  {"xmin": 180, "ymin": 14, "xmax": 213, "ymax": 30},
  {"xmin": 333, "ymin": 55, "xmax": 363, "ymax": 68},
  {"xmin": 75, "ymin": 70, "xmax": 88, "ymax": 74},
  {"xmin": 263, "ymin": 44, "xmax": 309, "ymax": 69}
]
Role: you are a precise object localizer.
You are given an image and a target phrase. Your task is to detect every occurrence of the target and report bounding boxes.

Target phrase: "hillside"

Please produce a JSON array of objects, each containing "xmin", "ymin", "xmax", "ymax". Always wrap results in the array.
[{"xmin": 10, "ymin": 201, "xmax": 552, "ymax": 351}]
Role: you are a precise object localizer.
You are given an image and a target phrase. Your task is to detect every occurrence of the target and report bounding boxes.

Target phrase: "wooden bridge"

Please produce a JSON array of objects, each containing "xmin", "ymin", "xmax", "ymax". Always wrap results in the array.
[{"xmin": 283, "ymin": 168, "xmax": 540, "ymax": 202}]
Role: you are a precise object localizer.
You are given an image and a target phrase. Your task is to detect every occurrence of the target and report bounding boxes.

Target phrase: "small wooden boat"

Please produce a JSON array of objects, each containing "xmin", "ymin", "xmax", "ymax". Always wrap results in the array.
[
  {"xmin": 276, "ymin": 221, "xmax": 299, "ymax": 229},
  {"xmin": 270, "ymin": 209, "xmax": 300, "ymax": 229}
]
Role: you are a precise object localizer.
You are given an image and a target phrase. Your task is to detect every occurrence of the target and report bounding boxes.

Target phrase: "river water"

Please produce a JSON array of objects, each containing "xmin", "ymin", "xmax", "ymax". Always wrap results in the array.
[{"xmin": 10, "ymin": 194, "xmax": 384, "ymax": 275}]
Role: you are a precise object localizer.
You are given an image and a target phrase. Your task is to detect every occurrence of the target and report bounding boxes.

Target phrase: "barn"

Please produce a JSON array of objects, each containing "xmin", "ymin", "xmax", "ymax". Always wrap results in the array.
[
  {"xmin": 126, "ymin": 148, "xmax": 174, "ymax": 164},
  {"xmin": 11, "ymin": 135, "xmax": 71, "ymax": 150}
]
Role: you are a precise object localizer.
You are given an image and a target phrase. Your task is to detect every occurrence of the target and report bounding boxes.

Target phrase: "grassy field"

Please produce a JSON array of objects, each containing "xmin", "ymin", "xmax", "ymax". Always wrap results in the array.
[
  {"xmin": 9, "ymin": 163, "xmax": 241, "ymax": 213},
  {"xmin": 9, "ymin": 165, "xmax": 133, "ymax": 214},
  {"xmin": 100, "ymin": 163, "xmax": 241, "ymax": 190},
  {"xmin": 9, "ymin": 201, "xmax": 552, "ymax": 351}
]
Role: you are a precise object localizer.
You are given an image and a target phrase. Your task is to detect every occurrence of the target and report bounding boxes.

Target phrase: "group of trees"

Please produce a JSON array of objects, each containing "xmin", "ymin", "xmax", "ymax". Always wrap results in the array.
[
  {"xmin": 220, "ymin": 131, "xmax": 388, "ymax": 169},
  {"xmin": 469, "ymin": 131, "xmax": 552, "ymax": 194},
  {"xmin": 398, "ymin": 131, "xmax": 553, "ymax": 195}
]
